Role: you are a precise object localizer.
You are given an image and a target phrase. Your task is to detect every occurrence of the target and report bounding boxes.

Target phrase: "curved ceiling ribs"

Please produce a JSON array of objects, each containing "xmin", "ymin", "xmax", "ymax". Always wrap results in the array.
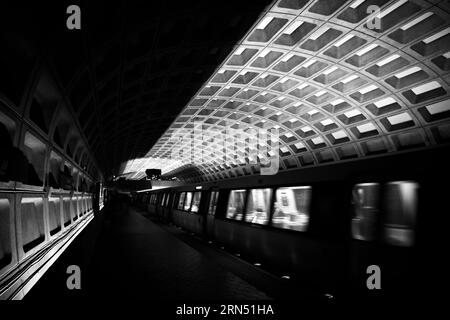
[
  {"xmin": 129, "ymin": 0, "xmax": 450, "ymax": 182},
  {"xmin": 59, "ymin": 1, "xmax": 272, "ymax": 177}
]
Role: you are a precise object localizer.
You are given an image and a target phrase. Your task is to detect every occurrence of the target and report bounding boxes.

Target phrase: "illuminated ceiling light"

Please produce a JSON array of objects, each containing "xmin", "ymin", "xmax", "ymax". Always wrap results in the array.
[
  {"xmin": 302, "ymin": 59, "xmax": 316, "ymax": 68},
  {"xmin": 331, "ymin": 98, "xmax": 345, "ymax": 105},
  {"xmin": 355, "ymin": 43, "xmax": 378, "ymax": 56},
  {"xmin": 284, "ymin": 20, "xmax": 303, "ymax": 35},
  {"xmin": 259, "ymin": 48, "xmax": 271, "ymax": 57},
  {"xmin": 401, "ymin": 12, "xmax": 433, "ymax": 30},
  {"xmin": 357, "ymin": 122, "xmax": 377, "ymax": 133},
  {"xmin": 312, "ymin": 137, "xmax": 324, "ymax": 144},
  {"xmin": 379, "ymin": 0, "xmax": 408, "ymax": 19},
  {"xmin": 334, "ymin": 34, "xmax": 354, "ymax": 46},
  {"xmin": 394, "ymin": 66, "xmax": 422, "ymax": 78},
  {"xmin": 332, "ymin": 130, "xmax": 348, "ymax": 139},
  {"xmin": 322, "ymin": 66, "xmax": 338, "ymax": 75},
  {"xmin": 256, "ymin": 16, "xmax": 274, "ymax": 29},
  {"xmin": 321, "ymin": 119, "xmax": 334, "ymax": 126},
  {"xmin": 374, "ymin": 97, "xmax": 396, "ymax": 108},
  {"xmin": 314, "ymin": 90, "xmax": 326, "ymax": 97},
  {"xmin": 411, "ymin": 81, "xmax": 441, "ymax": 95},
  {"xmin": 341, "ymin": 74, "xmax": 359, "ymax": 83},
  {"xmin": 359, "ymin": 84, "xmax": 378, "ymax": 94},
  {"xmin": 387, "ymin": 112, "xmax": 413, "ymax": 125},
  {"xmin": 423, "ymin": 27, "xmax": 450, "ymax": 44},
  {"xmin": 425, "ymin": 99, "xmax": 450, "ymax": 115},
  {"xmin": 281, "ymin": 53, "xmax": 294, "ymax": 62},
  {"xmin": 309, "ymin": 27, "xmax": 329, "ymax": 40},
  {"xmin": 234, "ymin": 46, "xmax": 246, "ymax": 55},
  {"xmin": 376, "ymin": 54, "xmax": 400, "ymax": 67},
  {"xmin": 350, "ymin": 0, "xmax": 366, "ymax": 9},
  {"xmin": 344, "ymin": 109, "xmax": 362, "ymax": 118}
]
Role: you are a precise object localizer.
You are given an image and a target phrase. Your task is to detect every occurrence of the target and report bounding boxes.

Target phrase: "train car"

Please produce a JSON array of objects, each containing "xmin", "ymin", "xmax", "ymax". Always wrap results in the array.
[{"xmin": 136, "ymin": 145, "xmax": 449, "ymax": 300}]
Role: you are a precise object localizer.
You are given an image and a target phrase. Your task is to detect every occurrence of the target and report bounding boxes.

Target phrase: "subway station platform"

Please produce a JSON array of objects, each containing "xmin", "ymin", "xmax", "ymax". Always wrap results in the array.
[
  {"xmin": 24, "ymin": 200, "xmax": 305, "ymax": 301},
  {"xmin": 2, "ymin": 0, "xmax": 448, "ymax": 311}
]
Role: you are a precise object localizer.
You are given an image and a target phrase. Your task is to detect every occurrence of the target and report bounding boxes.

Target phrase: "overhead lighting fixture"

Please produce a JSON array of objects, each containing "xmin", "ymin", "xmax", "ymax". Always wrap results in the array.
[
  {"xmin": 256, "ymin": 16, "xmax": 274, "ymax": 29},
  {"xmin": 284, "ymin": 20, "xmax": 303, "ymax": 35}
]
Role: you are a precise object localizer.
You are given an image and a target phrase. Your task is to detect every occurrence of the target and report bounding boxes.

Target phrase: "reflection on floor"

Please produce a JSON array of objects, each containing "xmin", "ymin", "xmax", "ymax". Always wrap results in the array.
[{"xmin": 25, "ymin": 200, "xmax": 270, "ymax": 300}]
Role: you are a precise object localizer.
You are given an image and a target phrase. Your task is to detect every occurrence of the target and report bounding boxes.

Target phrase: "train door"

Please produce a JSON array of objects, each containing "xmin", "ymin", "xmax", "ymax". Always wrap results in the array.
[
  {"xmin": 348, "ymin": 182, "xmax": 383, "ymax": 296},
  {"xmin": 206, "ymin": 189, "xmax": 219, "ymax": 238}
]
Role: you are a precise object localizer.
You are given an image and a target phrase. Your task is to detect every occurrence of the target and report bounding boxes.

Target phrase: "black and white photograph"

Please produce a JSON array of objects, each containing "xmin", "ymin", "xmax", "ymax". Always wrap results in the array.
[{"xmin": 0, "ymin": 0, "xmax": 449, "ymax": 316}]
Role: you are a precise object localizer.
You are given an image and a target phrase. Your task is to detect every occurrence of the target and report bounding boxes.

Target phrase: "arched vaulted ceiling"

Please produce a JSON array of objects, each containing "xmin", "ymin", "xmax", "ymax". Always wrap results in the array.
[
  {"xmin": 121, "ymin": 0, "xmax": 450, "ymax": 182},
  {"xmin": 0, "ymin": 0, "xmax": 274, "ymax": 178}
]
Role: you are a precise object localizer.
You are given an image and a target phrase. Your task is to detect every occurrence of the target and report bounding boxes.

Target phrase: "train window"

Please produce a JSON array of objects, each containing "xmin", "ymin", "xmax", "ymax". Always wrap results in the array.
[
  {"xmin": 184, "ymin": 192, "xmax": 193, "ymax": 211},
  {"xmin": 165, "ymin": 193, "xmax": 171, "ymax": 207},
  {"xmin": 383, "ymin": 181, "xmax": 418, "ymax": 247},
  {"xmin": 161, "ymin": 193, "xmax": 166, "ymax": 206},
  {"xmin": 177, "ymin": 192, "xmax": 186, "ymax": 210},
  {"xmin": 272, "ymin": 186, "xmax": 311, "ymax": 231},
  {"xmin": 351, "ymin": 183, "xmax": 379, "ymax": 241},
  {"xmin": 226, "ymin": 189, "xmax": 246, "ymax": 221},
  {"xmin": 191, "ymin": 192, "xmax": 202, "ymax": 213},
  {"xmin": 245, "ymin": 188, "xmax": 272, "ymax": 225},
  {"xmin": 208, "ymin": 191, "xmax": 219, "ymax": 215}
]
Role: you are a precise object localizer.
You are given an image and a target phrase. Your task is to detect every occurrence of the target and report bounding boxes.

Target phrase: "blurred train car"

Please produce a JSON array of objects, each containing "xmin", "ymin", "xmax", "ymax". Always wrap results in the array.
[{"xmin": 133, "ymin": 145, "xmax": 449, "ymax": 300}]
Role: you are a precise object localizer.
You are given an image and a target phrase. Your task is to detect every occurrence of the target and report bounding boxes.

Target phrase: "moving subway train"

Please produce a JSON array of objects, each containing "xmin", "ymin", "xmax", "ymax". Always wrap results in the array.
[{"xmin": 131, "ymin": 145, "xmax": 449, "ymax": 300}]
